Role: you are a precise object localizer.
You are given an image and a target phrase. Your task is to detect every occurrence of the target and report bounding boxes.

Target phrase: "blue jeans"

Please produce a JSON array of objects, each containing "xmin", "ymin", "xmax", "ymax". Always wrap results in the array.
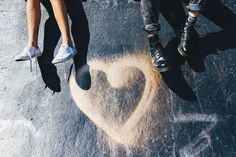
[
  {"xmin": 186, "ymin": 0, "xmax": 207, "ymax": 12},
  {"xmin": 141, "ymin": 0, "xmax": 207, "ymax": 32}
]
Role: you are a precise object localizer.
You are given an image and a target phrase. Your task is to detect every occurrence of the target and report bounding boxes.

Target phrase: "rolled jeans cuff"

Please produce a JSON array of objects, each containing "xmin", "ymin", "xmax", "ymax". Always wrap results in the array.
[
  {"xmin": 186, "ymin": 4, "xmax": 203, "ymax": 12},
  {"xmin": 143, "ymin": 23, "xmax": 161, "ymax": 32}
]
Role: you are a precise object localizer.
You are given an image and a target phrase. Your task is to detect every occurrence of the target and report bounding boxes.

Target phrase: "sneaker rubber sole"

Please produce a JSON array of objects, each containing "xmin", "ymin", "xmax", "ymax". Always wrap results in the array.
[
  {"xmin": 52, "ymin": 53, "xmax": 76, "ymax": 64},
  {"xmin": 14, "ymin": 53, "xmax": 42, "ymax": 62}
]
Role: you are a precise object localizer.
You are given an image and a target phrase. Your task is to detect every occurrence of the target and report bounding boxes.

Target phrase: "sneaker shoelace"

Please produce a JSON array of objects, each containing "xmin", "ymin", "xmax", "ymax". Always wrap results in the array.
[
  {"xmin": 58, "ymin": 46, "xmax": 70, "ymax": 58},
  {"xmin": 25, "ymin": 47, "xmax": 33, "ymax": 72},
  {"xmin": 26, "ymin": 47, "xmax": 38, "ymax": 74}
]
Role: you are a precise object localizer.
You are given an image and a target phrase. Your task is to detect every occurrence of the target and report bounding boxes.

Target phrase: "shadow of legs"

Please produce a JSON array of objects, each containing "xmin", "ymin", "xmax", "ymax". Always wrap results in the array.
[
  {"xmin": 38, "ymin": 0, "xmax": 61, "ymax": 92},
  {"xmin": 162, "ymin": 38, "xmax": 197, "ymax": 101},
  {"xmin": 187, "ymin": 0, "xmax": 236, "ymax": 72},
  {"xmin": 161, "ymin": 67, "xmax": 197, "ymax": 102},
  {"xmin": 162, "ymin": 0, "xmax": 236, "ymax": 73},
  {"xmin": 157, "ymin": 0, "xmax": 196, "ymax": 101},
  {"xmin": 203, "ymin": 0, "xmax": 236, "ymax": 40}
]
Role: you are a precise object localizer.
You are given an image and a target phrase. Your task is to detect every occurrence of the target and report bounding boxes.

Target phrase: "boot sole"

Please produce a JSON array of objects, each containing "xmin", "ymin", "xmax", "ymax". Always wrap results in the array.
[
  {"xmin": 177, "ymin": 46, "xmax": 189, "ymax": 58},
  {"xmin": 52, "ymin": 53, "xmax": 77, "ymax": 65},
  {"xmin": 152, "ymin": 65, "xmax": 173, "ymax": 73}
]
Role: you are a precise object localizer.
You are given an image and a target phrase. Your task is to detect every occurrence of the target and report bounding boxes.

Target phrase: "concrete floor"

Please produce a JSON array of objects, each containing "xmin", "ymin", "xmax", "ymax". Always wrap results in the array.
[{"xmin": 0, "ymin": 0, "xmax": 236, "ymax": 156}]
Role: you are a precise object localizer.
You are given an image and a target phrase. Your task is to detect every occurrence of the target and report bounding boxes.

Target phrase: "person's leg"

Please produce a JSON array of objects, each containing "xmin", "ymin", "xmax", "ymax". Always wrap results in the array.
[
  {"xmin": 49, "ymin": 0, "xmax": 72, "ymax": 46},
  {"xmin": 140, "ymin": 0, "xmax": 172, "ymax": 72},
  {"xmin": 186, "ymin": 0, "xmax": 207, "ymax": 16},
  {"xmin": 37, "ymin": 0, "xmax": 61, "ymax": 92},
  {"xmin": 14, "ymin": 0, "xmax": 42, "ymax": 62},
  {"xmin": 178, "ymin": 0, "xmax": 207, "ymax": 57},
  {"xmin": 65, "ymin": 0, "xmax": 89, "ymax": 65},
  {"xmin": 27, "ymin": 0, "xmax": 41, "ymax": 48},
  {"xmin": 49, "ymin": 0, "xmax": 77, "ymax": 64},
  {"xmin": 40, "ymin": 0, "xmax": 61, "ymax": 62},
  {"xmin": 160, "ymin": 0, "xmax": 187, "ymax": 37}
]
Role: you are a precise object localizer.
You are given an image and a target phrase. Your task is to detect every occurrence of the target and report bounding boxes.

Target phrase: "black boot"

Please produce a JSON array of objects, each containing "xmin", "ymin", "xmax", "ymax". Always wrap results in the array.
[
  {"xmin": 178, "ymin": 16, "xmax": 197, "ymax": 57},
  {"xmin": 148, "ymin": 34, "xmax": 172, "ymax": 72}
]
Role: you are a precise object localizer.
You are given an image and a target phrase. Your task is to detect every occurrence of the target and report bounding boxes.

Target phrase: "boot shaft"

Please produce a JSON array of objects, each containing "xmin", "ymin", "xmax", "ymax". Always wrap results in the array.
[{"xmin": 185, "ymin": 16, "xmax": 197, "ymax": 30}]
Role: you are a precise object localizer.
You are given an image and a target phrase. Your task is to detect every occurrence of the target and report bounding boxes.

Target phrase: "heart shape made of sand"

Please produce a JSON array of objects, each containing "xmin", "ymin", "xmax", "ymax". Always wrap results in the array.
[{"xmin": 69, "ymin": 53, "xmax": 160, "ymax": 146}]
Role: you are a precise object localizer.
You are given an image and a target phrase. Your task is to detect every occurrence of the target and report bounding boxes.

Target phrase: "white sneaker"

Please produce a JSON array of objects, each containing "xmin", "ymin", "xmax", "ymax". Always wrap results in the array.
[
  {"xmin": 52, "ymin": 45, "xmax": 77, "ymax": 64},
  {"xmin": 14, "ymin": 45, "xmax": 42, "ymax": 61},
  {"xmin": 14, "ymin": 45, "xmax": 42, "ymax": 72}
]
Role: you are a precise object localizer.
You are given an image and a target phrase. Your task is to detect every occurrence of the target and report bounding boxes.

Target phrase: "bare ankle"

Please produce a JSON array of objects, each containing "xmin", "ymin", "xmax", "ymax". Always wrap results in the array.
[
  {"xmin": 62, "ymin": 38, "xmax": 73, "ymax": 47},
  {"xmin": 148, "ymin": 30, "xmax": 158, "ymax": 38},
  {"xmin": 28, "ymin": 41, "xmax": 38, "ymax": 48},
  {"xmin": 188, "ymin": 11, "xmax": 199, "ymax": 17}
]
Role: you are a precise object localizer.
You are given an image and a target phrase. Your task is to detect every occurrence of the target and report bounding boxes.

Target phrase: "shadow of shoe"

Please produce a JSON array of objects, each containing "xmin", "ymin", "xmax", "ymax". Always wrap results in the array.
[
  {"xmin": 72, "ymin": 60, "xmax": 91, "ymax": 90},
  {"xmin": 161, "ymin": 67, "xmax": 197, "ymax": 102},
  {"xmin": 165, "ymin": 37, "xmax": 186, "ymax": 67},
  {"xmin": 186, "ymin": 37, "xmax": 206, "ymax": 73},
  {"xmin": 38, "ymin": 56, "xmax": 61, "ymax": 93}
]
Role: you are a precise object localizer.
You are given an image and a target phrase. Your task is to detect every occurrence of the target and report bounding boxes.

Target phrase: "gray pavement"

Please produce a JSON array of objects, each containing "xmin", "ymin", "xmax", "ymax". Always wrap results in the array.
[{"xmin": 0, "ymin": 0, "xmax": 236, "ymax": 156}]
